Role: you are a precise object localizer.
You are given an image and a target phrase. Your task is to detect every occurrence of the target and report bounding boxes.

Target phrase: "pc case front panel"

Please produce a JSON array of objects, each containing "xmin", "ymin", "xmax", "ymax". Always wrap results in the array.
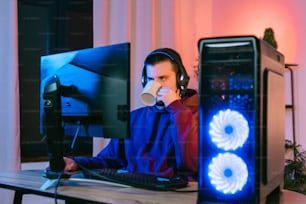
[{"xmin": 198, "ymin": 36, "xmax": 258, "ymax": 203}]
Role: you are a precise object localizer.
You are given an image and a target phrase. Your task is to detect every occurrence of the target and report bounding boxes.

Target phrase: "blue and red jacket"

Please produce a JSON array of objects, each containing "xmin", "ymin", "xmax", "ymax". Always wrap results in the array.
[{"xmin": 74, "ymin": 90, "xmax": 198, "ymax": 179}]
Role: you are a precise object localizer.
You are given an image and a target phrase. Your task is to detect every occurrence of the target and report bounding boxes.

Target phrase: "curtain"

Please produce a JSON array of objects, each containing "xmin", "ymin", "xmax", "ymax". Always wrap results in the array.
[
  {"xmin": 93, "ymin": 0, "xmax": 212, "ymax": 110},
  {"xmin": 92, "ymin": 0, "xmax": 212, "ymax": 154},
  {"xmin": 0, "ymin": 0, "xmax": 20, "ymax": 203}
]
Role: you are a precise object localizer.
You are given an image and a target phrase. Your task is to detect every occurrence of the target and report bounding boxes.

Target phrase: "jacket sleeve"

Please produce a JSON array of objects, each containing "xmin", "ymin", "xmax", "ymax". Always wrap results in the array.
[
  {"xmin": 73, "ymin": 139, "xmax": 126, "ymax": 170},
  {"xmin": 167, "ymin": 94, "xmax": 198, "ymax": 173}
]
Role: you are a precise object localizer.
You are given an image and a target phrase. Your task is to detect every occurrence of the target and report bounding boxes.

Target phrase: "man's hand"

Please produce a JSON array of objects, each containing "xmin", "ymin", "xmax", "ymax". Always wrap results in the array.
[
  {"xmin": 157, "ymin": 87, "xmax": 180, "ymax": 106},
  {"xmin": 63, "ymin": 157, "xmax": 78, "ymax": 171},
  {"xmin": 45, "ymin": 157, "xmax": 78, "ymax": 172}
]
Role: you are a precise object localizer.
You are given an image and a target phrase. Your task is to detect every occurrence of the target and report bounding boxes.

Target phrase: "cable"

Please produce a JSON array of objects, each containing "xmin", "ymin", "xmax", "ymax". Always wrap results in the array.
[
  {"xmin": 51, "ymin": 120, "xmax": 81, "ymax": 204},
  {"xmin": 53, "ymin": 171, "xmax": 64, "ymax": 204},
  {"xmin": 70, "ymin": 120, "xmax": 81, "ymax": 151}
]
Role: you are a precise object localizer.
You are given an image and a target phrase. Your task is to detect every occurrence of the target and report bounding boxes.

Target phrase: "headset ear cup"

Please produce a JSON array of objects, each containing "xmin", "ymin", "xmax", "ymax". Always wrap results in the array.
[
  {"xmin": 181, "ymin": 74, "xmax": 189, "ymax": 88},
  {"xmin": 177, "ymin": 71, "xmax": 190, "ymax": 95}
]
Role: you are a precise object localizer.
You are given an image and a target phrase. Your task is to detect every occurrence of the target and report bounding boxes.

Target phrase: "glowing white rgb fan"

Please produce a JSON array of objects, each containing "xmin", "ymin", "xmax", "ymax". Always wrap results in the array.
[
  {"xmin": 209, "ymin": 109, "xmax": 249, "ymax": 151},
  {"xmin": 208, "ymin": 152, "xmax": 248, "ymax": 194}
]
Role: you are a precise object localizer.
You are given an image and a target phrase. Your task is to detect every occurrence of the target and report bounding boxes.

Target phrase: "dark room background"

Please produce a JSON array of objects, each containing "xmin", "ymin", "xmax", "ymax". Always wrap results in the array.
[{"xmin": 18, "ymin": 0, "xmax": 93, "ymax": 161}]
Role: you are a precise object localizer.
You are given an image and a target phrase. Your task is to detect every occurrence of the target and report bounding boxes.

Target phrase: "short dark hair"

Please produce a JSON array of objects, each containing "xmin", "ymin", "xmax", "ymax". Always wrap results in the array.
[{"xmin": 144, "ymin": 52, "xmax": 179, "ymax": 73}]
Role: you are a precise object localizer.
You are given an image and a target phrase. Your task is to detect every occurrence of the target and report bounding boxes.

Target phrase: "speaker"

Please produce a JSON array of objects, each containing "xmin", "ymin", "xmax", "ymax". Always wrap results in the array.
[
  {"xmin": 197, "ymin": 36, "xmax": 285, "ymax": 203},
  {"xmin": 141, "ymin": 48, "xmax": 190, "ymax": 96}
]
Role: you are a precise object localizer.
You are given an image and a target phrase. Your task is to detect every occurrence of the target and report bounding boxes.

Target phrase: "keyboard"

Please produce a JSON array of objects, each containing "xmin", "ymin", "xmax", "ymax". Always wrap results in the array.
[{"xmin": 82, "ymin": 168, "xmax": 188, "ymax": 191}]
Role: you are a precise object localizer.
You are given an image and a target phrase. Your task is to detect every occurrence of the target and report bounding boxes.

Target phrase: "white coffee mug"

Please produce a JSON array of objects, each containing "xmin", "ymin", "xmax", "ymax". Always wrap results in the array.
[{"xmin": 140, "ymin": 80, "xmax": 162, "ymax": 106}]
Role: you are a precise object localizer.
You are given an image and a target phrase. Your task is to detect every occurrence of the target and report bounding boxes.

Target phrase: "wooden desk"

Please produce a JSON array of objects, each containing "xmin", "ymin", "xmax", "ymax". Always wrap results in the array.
[
  {"xmin": 1, "ymin": 170, "xmax": 306, "ymax": 204},
  {"xmin": 0, "ymin": 170, "xmax": 198, "ymax": 204}
]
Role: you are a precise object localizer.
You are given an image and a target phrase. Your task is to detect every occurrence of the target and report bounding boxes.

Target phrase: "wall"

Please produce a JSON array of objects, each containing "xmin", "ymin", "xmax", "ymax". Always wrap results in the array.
[
  {"xmin": 93, "ymin": 0, "xmax": 213, "ymax": 110},
  {"xmin": 92, "ymin": 0, "xmax": 213, "ymax": 153},
  {"xmin": 291, "ymin": 1, "xmax": 306, "ymax": 149},
  {"xmin": 93, "ymin": 0, "xmax": 306, "ymax": 149},
  {"xmin": 0, "ymin": 0, "xmax": 20, "ymax": 203},
  {"xmin": 209, "ymin": 0, "xmax": 306, "ymax": 148}
]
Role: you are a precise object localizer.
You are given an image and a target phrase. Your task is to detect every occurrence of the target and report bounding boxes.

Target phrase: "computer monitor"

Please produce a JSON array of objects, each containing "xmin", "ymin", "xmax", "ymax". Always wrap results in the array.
[{"xmin": 40, "ymin": 42, "xmax": 130, "ymax": 174}]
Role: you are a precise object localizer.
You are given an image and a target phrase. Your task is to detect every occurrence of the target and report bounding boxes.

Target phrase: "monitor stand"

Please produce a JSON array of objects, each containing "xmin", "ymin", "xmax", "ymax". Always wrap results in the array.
[{"xmin": 40, "ymin": 169, "xmax": 71, "ymax": 190}]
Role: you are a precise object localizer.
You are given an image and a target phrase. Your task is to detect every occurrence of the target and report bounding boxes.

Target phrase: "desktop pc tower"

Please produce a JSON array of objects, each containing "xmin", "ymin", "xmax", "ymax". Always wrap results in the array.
[{"xmin": 197, "ymin": 36, "xmax": 285, "ymax": 203}]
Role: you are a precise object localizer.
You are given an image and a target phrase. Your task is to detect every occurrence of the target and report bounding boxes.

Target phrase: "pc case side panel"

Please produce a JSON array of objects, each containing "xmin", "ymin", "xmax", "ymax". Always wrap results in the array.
[{"xmin": 259, "ymin": 39, "xmax": 285, "ymax": 200}]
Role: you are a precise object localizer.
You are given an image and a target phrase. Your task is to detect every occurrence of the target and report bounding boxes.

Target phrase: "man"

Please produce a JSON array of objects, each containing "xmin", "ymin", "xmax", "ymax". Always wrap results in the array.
[{"xmin": 62, "ymin": 48, "xmax": 198, "ymax": 180}]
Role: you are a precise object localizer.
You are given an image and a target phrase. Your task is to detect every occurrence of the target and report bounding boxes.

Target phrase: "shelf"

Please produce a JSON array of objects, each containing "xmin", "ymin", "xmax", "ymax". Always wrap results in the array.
[
  {"xmin": 285, "ymin": 63, "xmax": 298, "ymax": 160},
  {"xmin": 286, "ymin": 105, "xmax": 293, "ymax": 109}
]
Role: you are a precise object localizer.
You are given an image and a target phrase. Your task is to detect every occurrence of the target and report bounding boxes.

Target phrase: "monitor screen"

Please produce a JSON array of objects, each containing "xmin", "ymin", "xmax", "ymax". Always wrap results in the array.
[{"xmin": 40, "ymin": 42, "xmax": 130, "ymax": 173}]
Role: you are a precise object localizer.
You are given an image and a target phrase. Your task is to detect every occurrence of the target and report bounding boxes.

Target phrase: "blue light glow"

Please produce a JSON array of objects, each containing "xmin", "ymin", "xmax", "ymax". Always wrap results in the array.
[
  {"xmin": 209, "ymin": 109, "xmax": 249, "ymax": 151},
  {"xmin": 208, "ymin": 153, "xmax": 248, "ymax": 194}
]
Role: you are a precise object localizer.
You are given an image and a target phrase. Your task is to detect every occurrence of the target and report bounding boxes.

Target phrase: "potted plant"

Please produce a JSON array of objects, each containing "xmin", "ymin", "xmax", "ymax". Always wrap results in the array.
[
  {"xmin": 284, "ymin": 139, "xmax": 306, "ymax": 194},
  {"xmin": 263, "ymin": 27, "xmax": 278, "ymax": 49}
]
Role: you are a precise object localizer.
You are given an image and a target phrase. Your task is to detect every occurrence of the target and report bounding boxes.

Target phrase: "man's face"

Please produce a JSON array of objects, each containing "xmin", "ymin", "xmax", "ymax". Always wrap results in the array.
[{"xmin": 145, "ymin": 60, "xmax": 178, "ymax": 93}]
